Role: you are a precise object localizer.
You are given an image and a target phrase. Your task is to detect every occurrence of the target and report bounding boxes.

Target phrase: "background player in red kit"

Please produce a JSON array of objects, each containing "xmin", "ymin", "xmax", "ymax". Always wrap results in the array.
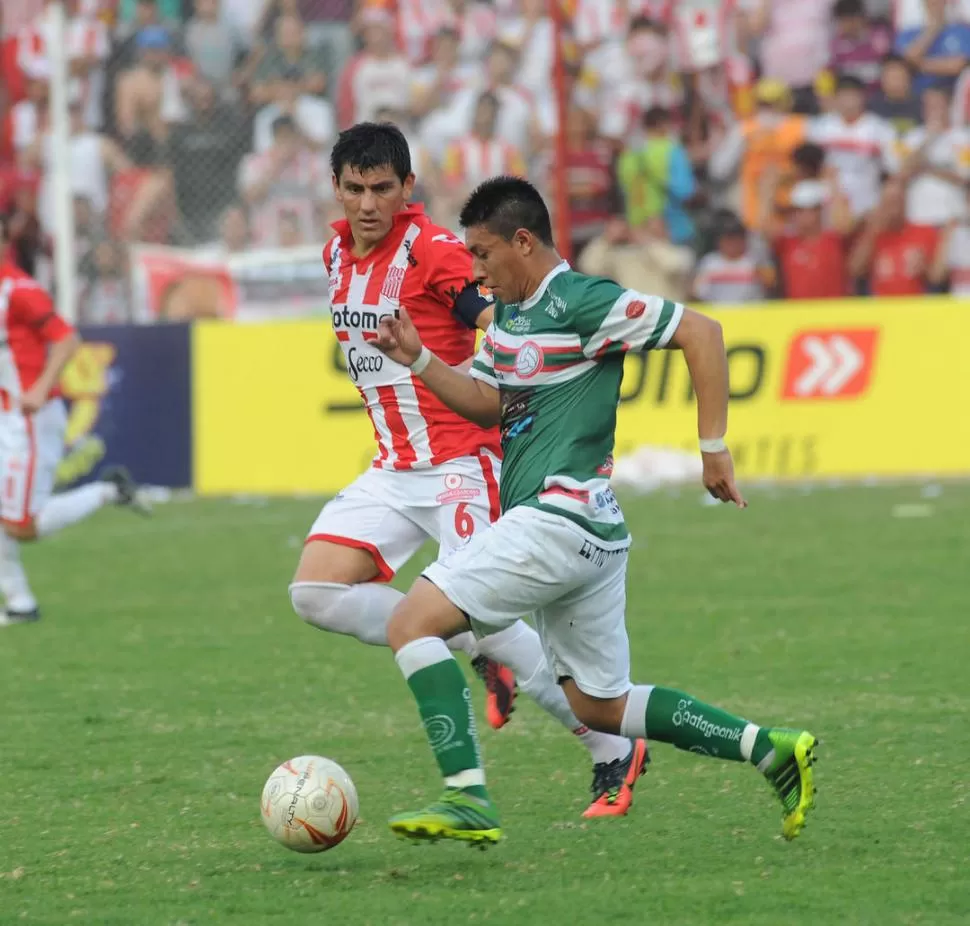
[
  {"xmin": 0, "ymin": 216, "xmax": 147, "ymax": 626},
  {"xmin": 288, "ymin": 123, "xmax": 648, "ymax": 817}
]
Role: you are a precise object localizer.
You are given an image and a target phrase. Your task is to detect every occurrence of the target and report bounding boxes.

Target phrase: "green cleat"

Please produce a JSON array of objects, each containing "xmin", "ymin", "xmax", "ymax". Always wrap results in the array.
[
  {"xmin": 761, "ymin": 729, "xmax": 819, "ymax": 840},
  {"xmin": 389, "ymin": 788, "xmax": 502, "ymax": 848}
]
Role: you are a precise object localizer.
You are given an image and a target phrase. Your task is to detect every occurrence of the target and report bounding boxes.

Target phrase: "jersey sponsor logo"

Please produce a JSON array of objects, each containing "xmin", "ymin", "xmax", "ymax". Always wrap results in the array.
[
  {"xmin": 501, "ymin": 390, "xmax": 535, "ymax": 441},
  {"xmin": 346, "ymin": 345, "xmax": 384, "ymax": 382},
  {"xmin": 331, "ymin": 305, "xmax": 396, "ymax": 333},
  {"xmin": 626, "ymin": 299, "xmax": 647, "ymax": 319},
  {"xmin": 435, "ymin": 473, "xmax": 481, "ymax": 504},
  {"xmin": 577, "ymin": 538, "xmax": 622, "ymax": 568},
  {"xmin": 546, "ymin": 292, "xmax": 567, "ymax": 319},
  {"xmin": 514, "ymin": 341, "xmax": 543, "ymax": 378},
  {"xmin": 506, "ymin": 312, "xmax": 532, "ymax": 333},
  {"xmin": 781, "ymin": 329, "xmax": 879, "ymax": 400}
]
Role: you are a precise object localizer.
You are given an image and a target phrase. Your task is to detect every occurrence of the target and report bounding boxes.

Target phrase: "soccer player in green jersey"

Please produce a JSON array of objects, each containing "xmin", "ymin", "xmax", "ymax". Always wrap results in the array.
[{"xmin": 373, "ymin": 176, "xmax": 818, "ymax": 847}]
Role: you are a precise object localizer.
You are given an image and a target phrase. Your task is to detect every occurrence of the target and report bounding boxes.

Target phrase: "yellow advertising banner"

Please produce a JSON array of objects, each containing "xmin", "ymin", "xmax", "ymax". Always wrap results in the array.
[{"xmin": 192, "ymin": 300, "xmax": 970, "ymax": 496}]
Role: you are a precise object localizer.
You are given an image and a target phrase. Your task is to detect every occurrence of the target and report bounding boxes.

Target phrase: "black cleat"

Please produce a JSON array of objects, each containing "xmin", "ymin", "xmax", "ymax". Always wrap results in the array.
[
  {"xmin": 102, "ymin": 466, "xmax": 151, "ymax": 516},
  {"xmin": 2, "ymin": 607, "xmax": 41, "ymax": 626}
]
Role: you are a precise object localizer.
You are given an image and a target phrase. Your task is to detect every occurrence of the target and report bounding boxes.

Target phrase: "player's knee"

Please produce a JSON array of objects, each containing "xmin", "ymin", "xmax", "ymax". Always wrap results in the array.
[
  {"xmin": 289, "ymin": 582, "xmax": 356, "ymax": 635},
  {"xmin": 3, "ymin": 519, "xmax": 37, "ymax": 542}
]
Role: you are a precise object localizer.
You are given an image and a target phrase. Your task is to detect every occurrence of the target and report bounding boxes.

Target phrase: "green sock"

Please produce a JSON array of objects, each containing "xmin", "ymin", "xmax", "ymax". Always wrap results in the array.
[
  {"xmin": 403, "ymin": 644, "xmax": 487, "ymax": 800},
  {"xmin": 644, "ymin": 686, "xmax": 773, "ymax": 765}
]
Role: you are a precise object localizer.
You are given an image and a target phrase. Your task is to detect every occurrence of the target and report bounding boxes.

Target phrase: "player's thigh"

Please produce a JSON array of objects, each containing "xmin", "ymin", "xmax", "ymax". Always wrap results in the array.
[
  {"xmin": 30, "ymin": 400, "xmax": 67, "ymax": 512},
  {"xmin": 422, "ymin": 506, "xmax": 575, "ymax": 638},
  {"xmin": 0, "ymin": 407, "xmax": 43, "ymax": 525},
  {"xmin": 537, "ymin": 545, "xmax": 632, "ymax": 702},
  {"xmin": 294, "ymin": 474, "xmax": 426, "ymax": 585}
]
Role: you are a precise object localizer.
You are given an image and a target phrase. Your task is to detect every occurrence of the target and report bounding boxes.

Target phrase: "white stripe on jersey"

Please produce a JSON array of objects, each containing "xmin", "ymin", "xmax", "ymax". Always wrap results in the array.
[
  {"xmin": 390, "ymin": 376, "xmax": 433, "ymax": 463},
  {"xmin": 359, "ymin": 384, "xmax": 396, "ymax": 467}
]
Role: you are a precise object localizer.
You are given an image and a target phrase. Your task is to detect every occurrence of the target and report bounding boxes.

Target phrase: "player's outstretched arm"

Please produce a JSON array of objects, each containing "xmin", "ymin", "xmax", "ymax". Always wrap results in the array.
[
  {"xmin": 375, "ymin": 309, "xmax": 501, "ymax": 428},
  {"xmin": 668, "ymin": 308, "xmax": 747, "ymax": 508}
]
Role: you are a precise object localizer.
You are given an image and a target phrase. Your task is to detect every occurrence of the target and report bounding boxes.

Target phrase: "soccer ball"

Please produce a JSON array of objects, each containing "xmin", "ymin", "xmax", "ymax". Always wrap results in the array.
[{"xmin": 260, "ymin": 755, "xmax": 359, "ymax": 853}]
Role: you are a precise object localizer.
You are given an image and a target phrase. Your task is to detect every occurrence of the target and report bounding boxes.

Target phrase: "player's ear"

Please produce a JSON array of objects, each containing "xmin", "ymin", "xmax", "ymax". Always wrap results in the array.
[
  {"xmin": 513, "ymin": 228, "xmax": 534, "ymax": 256},
  {"xmin": 402, "ymin": 173, "xmax": 416, "ymax": 201}
]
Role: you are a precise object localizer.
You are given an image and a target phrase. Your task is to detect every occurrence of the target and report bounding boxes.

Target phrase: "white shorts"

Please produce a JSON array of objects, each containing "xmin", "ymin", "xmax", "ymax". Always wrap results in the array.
[
  {"xmin": 423, "ymin": 506, "xmax": 632, "ymax": 699},
  {"xmin": 307, "ymin": 450, "xmax": 502, "ymax": 581},
  {"xmin": 0, "ymin": 399, "xmax": 67, "ymax": 526}
]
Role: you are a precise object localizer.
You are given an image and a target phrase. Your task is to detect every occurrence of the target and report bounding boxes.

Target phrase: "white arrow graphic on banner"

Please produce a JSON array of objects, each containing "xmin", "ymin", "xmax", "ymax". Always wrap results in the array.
[{"xmin": 793, "ymin": 335, "xmax": 863, "ymax": 396}]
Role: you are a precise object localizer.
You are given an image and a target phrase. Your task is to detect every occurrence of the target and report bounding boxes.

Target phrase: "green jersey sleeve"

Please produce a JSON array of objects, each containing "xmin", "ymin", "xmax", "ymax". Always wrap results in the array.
[
  {"xmin": 469, "ymin": 325, "xmax": 497, "ymax": 388},
  {"xmin": 577, "ymin": 277, "xmax": 684, "ymax": 360}
]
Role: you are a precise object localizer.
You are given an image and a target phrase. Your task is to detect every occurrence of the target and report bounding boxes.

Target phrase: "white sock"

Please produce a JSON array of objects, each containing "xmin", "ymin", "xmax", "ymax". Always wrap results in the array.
[
  {"xmin": 573, "ymin": 726, "xmax": 634, "ymax": 766},
  {"xmin": 0, "ymin": 532, "xmax": 36, "ymax": 613},
  {"xmin": 35, "ymin": 483, "xmax": 117, "ymax": 538},
  {"xmin": 619, "ymin": 685, "xmax": 653, "ymax": 739},
  {"xmin": 289, "ymin": 580, "xmax": 480, "ymax": 653}
]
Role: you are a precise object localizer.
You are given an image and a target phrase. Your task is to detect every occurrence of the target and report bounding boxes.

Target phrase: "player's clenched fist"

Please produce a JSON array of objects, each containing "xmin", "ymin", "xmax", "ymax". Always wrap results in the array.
[{"xmin": 375, "ymin": 307, "xmax": 424, "ymax": 367}]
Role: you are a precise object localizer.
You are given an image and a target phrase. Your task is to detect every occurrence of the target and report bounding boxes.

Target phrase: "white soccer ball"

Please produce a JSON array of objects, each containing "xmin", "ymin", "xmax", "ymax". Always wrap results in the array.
[{"xmin": 260, "ymin": 755, "xmax": 359, "ymax": 853}]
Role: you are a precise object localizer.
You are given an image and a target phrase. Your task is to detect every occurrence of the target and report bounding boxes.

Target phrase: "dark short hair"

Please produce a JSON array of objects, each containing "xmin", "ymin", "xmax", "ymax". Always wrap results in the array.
[
  {"xmin": 833, "ymin": 0, "xmax": 865, "ymax": 17},
  {"xmin": 272, "ymin": 114, "xmax": 297, "ymax": 136},
  {"xmin": 643, "ymin": 106, "xmax": 670, "ymax": 129},
  {"xmin": 330, "ymin": 121, "xmax": 412, "ymax": 184},
  {"xmin": 882, "ymin": 51, "xmax": 910, "ymax": 69},
  {"xmin": 792, "ymin": 142, "xmax": 826, "ymax": 177},
  {"xmin": 836, "ymin": 73, "xmax": 866, "ymax": 93},
  {"xmin": 459, "ymin": 176, "xmax": 554, "ymax": 247}
]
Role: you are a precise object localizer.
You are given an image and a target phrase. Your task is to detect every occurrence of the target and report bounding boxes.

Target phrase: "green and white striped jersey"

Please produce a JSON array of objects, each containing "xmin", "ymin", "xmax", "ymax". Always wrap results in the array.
[{"xmin": 470, "ymin": 261, "xmax": 683, "ymax": 547}]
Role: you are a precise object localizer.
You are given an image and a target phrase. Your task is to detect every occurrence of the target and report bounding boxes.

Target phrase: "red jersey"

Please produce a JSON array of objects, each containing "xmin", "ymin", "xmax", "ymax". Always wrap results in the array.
[
  {"xmin": 776, "ymin": 232, "xmax": 848, "ymax": 300},
  {"xmin": 870, "ymin": 224, "xmax": 938, "ymax": 297},
  {"xmin": 0, "ymin": 262, "xmax": 73, "ymax": 401},
  {"xmin": 325, "ymin": 204, "xmax": 500, "ymax": 470}
]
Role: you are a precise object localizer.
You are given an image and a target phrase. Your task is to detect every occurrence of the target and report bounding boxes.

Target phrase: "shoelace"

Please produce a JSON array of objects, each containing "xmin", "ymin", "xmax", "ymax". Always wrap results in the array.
[{"xmin": 589, "ymin": 756, "xmax": 628, "ymax": 798}]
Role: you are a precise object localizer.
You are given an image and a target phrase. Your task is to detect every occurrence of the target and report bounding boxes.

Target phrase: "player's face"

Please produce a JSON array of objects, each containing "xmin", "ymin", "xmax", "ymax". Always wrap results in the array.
[
  {"xmin": 334, "ymin": 164, "xmax": 415, "ymax": 252},
  {"xmin": 465, "ymin": 225, "xmax": 530, "ymax": 302}
]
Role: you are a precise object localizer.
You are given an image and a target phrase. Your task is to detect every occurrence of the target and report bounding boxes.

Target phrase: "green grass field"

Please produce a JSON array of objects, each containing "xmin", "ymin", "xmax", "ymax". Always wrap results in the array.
[{"xmin": 1, "ymin": 485, "xmax": 969, "ymax": 926}]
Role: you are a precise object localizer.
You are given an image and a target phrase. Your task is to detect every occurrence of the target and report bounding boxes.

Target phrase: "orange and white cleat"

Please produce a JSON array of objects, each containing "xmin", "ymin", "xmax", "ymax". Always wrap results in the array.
[
  {"xmin": 471, "ymin": 657, "xmax": 517, "ymax": 730},
  {"xmin": 582, "ymin": 739, "xmax": 650, "ymax": 818}
]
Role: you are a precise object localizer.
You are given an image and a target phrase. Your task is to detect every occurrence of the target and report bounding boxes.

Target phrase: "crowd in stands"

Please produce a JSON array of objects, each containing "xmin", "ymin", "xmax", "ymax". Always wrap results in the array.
[{"xmin": 3, "ymin": 0, "xmax": 970, "ymax": 323}]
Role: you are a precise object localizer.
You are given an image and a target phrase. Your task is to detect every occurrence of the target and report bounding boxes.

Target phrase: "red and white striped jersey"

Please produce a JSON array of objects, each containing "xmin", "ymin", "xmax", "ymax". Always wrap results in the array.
[
  {"xmin": 2, "ymin": 0, "xmax": 45, "ymax": 35},
  {"xmin": 395, "ymin": 0, "xmax": 497, "ymax": 65},
  {"xmin": 574, "ymin": 0, "xmax": 666, "ymax": 48},
  {"xmin": 441, "ymin": 136, "xmax": 527, "ymax": 191},
  {"xmin": 324, "ymin": 205, "xmax": 501, "ymax": 470},
  {"xmin": 0, "ymin": 262, "xmax": 74, "ymax": 402},
  {"xmin": 668, "ymin": 0, "xmax": 737, "ymax": 72}
]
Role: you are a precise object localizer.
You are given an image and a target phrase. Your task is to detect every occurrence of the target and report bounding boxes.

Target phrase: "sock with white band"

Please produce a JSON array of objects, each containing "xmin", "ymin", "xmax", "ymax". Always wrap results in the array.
[{"xmin": 395, "ymin": 636, "xmax": 487, "ymax": 795}]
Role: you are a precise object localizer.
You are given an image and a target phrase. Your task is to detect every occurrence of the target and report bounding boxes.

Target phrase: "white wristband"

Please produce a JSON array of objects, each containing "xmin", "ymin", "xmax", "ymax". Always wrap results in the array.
[
  {"xmin": 409, "ymin": 345, "xmax": 432, "ymax": 375},
  {"xmin": 699, "ymin": 437, "xmax": 727, "ymax": 454}
]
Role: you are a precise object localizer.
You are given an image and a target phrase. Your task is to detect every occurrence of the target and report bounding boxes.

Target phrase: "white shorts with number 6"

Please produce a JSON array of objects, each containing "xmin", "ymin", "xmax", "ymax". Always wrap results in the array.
[
  {"xmin": 306, "ymin": 450, "xmax": 502, "ymax": 581},
  {"xmin": 423, "ymin": 505, "xmax": 633, "ymax": 700}
]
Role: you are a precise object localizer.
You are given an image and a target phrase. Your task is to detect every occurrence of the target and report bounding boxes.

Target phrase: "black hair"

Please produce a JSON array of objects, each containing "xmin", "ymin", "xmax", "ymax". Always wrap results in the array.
[
  {"xmin": 833, "ymin": 0, "xmax": 865, "ymax": 18},
  {"xmin": 643, "ymin": 106, "xmax": 670, "ymax": 129},
  {"xmin": 792, "ymin": 142, "xmax": 826, "ymax": 177},
  {"xmin": 272, "ymin": 114, "xmax": 297, "ymax": 136},
  {"xmin": 836, "ymin": 73, "xmax": 866, "ymax": 93},
  {"xmin": 459, "ymin": 176, "xmax": 554, "ymax": 247},
  {"xmin": 881, "ymin": 51, "xmax": 909, "ymax": 69},
  {"xmin": 475, "ymin": 91, "xmax": 501, "ymax": 114},
  {"xmin": 330, "ymin": 121, "xmax": 412, "ymax": 184},
  {"xmin": 713, "ymin": 209, "xmax": 746, "ymax": 238}
]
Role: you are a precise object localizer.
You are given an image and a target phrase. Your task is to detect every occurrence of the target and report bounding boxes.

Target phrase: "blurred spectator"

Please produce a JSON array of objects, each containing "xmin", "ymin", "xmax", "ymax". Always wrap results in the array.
[
  {"xmin": 440, "ymin": 41, "xmax": 535, "ymax": 157},
  {"xmin": 692, "ymin": 211, "xmax": 770, "ymax": 304},
  {"xmin": 9, "ymin": 61, "xmax": 51, "ymax": 165},
  {"xmin": 896, "ymin": 0, "xmax": 970, "ymax": 95},
  {"xmin": 830, "ymin": 0, "xmax": 894, "ymax": 90},
  {"xmin": 870, "ymin": 53, "xmax": 923, "ymax": 137},
  {"xmin": 371, "ymin": 105, "xmax": 436, "ymax": 203},
  {"xmin": 17, "ymin": 0, "xmax": 111, "ymax": 131},
  {"xmin": 617, "ymin": 107, "xmax": 697, "ymax": 246},
  {"xmin": 498, "ymin": 0, "xmax": 554, "ymax": 101},
  {"xmin": 196, "ymin": 203, "xmax": 253, "ymax": 256},
  {"xmin": 73, "ymin": 193, "xmax": 103, "ymax": 270},
  {"xmin": 277, "ymin": 208, "xmax": 306, "ymax": 247},
  {"xmin": 746, "ymin": 0, "xmax": 836, "ymax": 111},
  {"xmin": 253, "ymin": 64, "xmax": 335, "ymax": 154},
  {"xmin": 107, "ymin": 129, "xmax": 175, "ymax": 244},
  {"xmin": 887, "ymin": 85, "xmax": 970, "ymax": 226},
  {"xmin": 411, "ymin": 27, "xmax": 477, "ymax": 126},
  {"xmin": 239, "ymin": 114, "xmax": 327, "ymax": 247},
  {"xmin": 809, "ymin": 74, "xmax": 895, "ymax": 218},
  {"xmin": 79, "ymin": 239, "xmax": 131, "ymax": 324},
  {"xmin": 168, "ymin": 77, "xmax": 248, "ymax": 243},
  {"xmin": 708, "ymin": 78, "xmax": 807, "ymax": 233},
  {"xmin": 185, "ymin": 0, "xmax": 247, "ymax": 92},
  {"xmin": 550, "ymin": 106, "xmax": 616, "ymax": 259},
  {"xmin": 117, "ymin": 0, "xmax": 181, "ymax": 28},
  {"xmin": 252, "ymin": 14, "xmax": 328, "ymax": 107},
  {"xmin": 338, "ymin": 7, "xmax": 412, "ymax": 127},
  {"xmin": 34, "ymin": 89, "xmax": 131, "ymax": 238},
  {"xmin": 579, "ymin": 215, "xmax": 695, "ymax": 303},
  {"xmin": 114, "ymin": 25, "xmax": 187, "ymax": 145},
  {"xmin": 439, "ymin": 92, "xmax": 526, "ymax": 221},
  {"xmin": 848, "ymin": 175, "xmax": 939, "ymax": 295},
  {"xmin": 770, "ymin": 180, "xmax": 849, "ymax": 300}
]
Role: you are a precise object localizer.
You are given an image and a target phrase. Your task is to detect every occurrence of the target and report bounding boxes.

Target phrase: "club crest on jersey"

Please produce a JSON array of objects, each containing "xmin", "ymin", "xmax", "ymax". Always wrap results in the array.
[
  {"xmin": 514, "ymin": 342, "xmax": 543, "ymax": 378},
  {"xmin": 476, "ymin": 284, "xmax": 495, "ymax": 304},
  {"xmin": 381, "ymin": 266, "xmax": 406, "ymax": 302},
  {"xmin": 435, "ymin": 473, "xmax": 481, "ymax": 504}
]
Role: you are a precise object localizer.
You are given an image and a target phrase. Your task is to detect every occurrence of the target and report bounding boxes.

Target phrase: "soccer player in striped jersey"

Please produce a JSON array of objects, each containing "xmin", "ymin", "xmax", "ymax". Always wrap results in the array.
[
  {"xmin": 374, "ymin": 176, "xmax": 819, "ymax": 846},
  {"xmin": 289, "ymin": 123, "xmax": 648, "ymax": 818}
]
